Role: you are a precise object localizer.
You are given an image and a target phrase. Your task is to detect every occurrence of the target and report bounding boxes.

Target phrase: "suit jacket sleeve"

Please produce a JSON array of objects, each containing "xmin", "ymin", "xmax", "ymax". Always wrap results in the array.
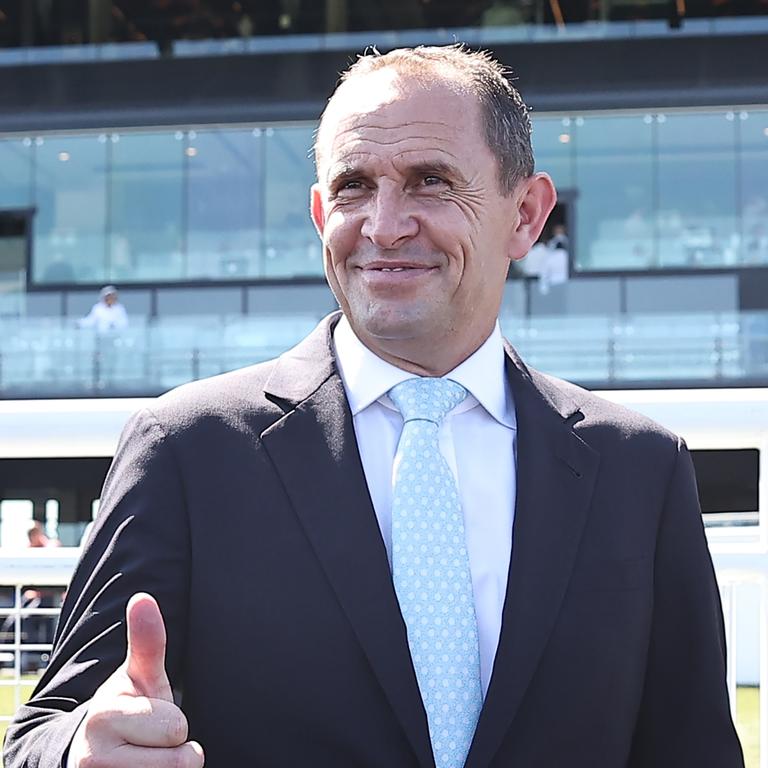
[
  {"xmin": 627, "ymin": 438, "xmax": 744, "ymax": 767},
  {"xmin": 2, "ymin": 408, "xmax": 192, "ymax": 768}
]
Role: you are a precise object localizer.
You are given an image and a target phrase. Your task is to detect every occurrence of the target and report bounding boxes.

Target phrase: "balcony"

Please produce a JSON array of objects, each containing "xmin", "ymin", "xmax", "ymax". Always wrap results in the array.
[{"xmin": 0, "ymin": 310, "xmax": 766, "ymax": 398}]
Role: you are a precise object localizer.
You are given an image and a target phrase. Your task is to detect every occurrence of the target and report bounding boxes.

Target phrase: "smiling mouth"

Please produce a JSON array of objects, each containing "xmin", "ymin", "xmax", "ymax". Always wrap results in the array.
[{"xmin": 361, "ymin": 265, "xmax": 436, "ymax": 272}]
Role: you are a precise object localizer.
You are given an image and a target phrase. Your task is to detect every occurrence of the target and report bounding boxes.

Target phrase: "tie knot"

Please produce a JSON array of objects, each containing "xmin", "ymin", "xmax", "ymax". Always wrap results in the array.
[{"xmin": 388, "ymin": 377, "xmax": 467, "ymax": 425}]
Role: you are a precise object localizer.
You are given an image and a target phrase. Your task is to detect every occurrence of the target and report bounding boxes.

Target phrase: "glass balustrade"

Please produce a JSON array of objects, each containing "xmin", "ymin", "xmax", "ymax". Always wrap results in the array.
[{"xmin": 0, "ymin": 311, "xmax": 766, "ymax": 398}]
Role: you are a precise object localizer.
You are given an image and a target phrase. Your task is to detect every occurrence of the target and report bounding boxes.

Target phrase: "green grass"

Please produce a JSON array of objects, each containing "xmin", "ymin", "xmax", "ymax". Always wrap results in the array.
[
  {"xmin": 0, "ymin": 683, "xmax": 761, "ymax": 766},
  {"xmin": 737, "ymin": 686, "xmax": 760, "ymax": 768}
]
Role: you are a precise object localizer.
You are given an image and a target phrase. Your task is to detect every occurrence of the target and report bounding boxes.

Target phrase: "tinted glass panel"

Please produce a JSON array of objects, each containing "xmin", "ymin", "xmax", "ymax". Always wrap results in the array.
[
  {"xmin": 739, "ymin": 109, "xmax": 768, "ymax": 267},
  {"xmin": 33, "ymin": 135, "xmax": 108, "ymax": 284},
  {"xmin": 656, "ymin": 112, "xmax": 738, "ymax": 269},
  {"xmin": 186, "ymin": 129, "xmax": 262, "ymax": 279},
  {"xmin": 0, "ymin": 138, "xmax": 33, "ymax": 208},
  {"xmin": 263, "ymin": 126, "xmax": 322, "ymax": 278},
  {"xmin": 110, "ymin": 131, "xmax": 184, "ymax": 281},
  {"xmin": 531, "ymin": 117, "xmax": 574, "ymax": 191},
  {"xmin": 573, "ymin": 114, "xmax": 654, "ymax": 271}
]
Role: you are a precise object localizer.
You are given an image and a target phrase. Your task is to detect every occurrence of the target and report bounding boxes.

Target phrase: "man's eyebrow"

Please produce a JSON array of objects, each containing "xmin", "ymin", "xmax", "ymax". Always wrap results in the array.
[
  {"xmin": 326, "ymin": 159, "xmax": 467, "ymax": 187},
  {"xmin": 326, "ymin": 163, "xmax": 362, "ymax": 187}
]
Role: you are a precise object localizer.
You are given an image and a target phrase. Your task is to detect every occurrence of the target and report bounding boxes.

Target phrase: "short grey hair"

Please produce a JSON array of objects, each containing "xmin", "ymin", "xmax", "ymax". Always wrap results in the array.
[{"xmin": 316, "ymin": 44, "xmax": 535, "ymax": 195}]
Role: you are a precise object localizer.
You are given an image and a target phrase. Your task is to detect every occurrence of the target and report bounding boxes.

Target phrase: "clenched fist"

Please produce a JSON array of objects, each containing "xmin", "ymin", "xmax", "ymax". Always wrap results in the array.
[{"xmin": 69, "ymin": 593, "xmax": 204, "ymax": 767}]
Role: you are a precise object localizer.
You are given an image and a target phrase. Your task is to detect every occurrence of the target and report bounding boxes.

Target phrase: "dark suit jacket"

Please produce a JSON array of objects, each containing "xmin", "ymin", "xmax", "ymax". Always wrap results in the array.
[{"xmin": 4, "ymin": 314, "xmax": 744, "ymax": 767}]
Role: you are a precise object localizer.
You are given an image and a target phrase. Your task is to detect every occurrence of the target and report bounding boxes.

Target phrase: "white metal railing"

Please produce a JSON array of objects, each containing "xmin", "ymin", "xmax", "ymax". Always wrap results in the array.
[
  {"xmin": 0, "ymin": 550, "xmax": 77, "ymax": 722},
  {"xmin": 717, "ymin": 570, "xmax": 768, "ymax": 768},
  {"xmin": 0, "ymin": 547, "xmax": 764, "ymax": 765}
]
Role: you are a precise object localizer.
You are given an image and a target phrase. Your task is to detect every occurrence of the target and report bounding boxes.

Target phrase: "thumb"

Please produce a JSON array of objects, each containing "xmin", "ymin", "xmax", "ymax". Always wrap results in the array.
[{"xmin": 123, "ymin": 592, "xmax": 173, "ymax": 702}]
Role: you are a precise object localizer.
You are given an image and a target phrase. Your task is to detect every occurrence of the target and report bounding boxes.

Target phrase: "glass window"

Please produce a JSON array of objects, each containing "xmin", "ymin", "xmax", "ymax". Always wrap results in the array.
[
  {"xmin": 531, "ymin": 117, "xmax": 574, "ymax": 191},
  {"xmin": 33, "ymin": 134, "xmax": 108, "ymax": 284},
  {"xmin": 186, "ymin": 129, "xmax": 263, "ymax": 280},
  {"xmin": 263, "ymin": 126, "xmax": 323, "ymax": 278},
  {"xmin": 739, "ymin": 109, "xmax": 768, "ymax": 266},
  {"xmin": 0, "ymin": 138, "xmax": 33, "ymax": 209},
  {"xmin": 109, "ymin": 131, "xmax": 184, "ymax": 282},
  {"xmin": 656, "ymin": 111, "xmax": 739, "ymax": 269},
  {"xmin": 573, "ymin": 114, "xmax": 654, "ymax": 271}
]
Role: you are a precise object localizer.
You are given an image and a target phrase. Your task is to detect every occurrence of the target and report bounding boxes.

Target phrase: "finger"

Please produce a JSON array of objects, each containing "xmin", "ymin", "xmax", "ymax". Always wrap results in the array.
[
  {"xmin": 96, "ymin": 695, "xmax": 189, "ymax": 748},
  {"xmin": 110, "ymin": 740, "xmax": 205, "ymax": 768},
  {"xmin": 124, "ymin": 593, "xmax": 173, "ymax": 702}
]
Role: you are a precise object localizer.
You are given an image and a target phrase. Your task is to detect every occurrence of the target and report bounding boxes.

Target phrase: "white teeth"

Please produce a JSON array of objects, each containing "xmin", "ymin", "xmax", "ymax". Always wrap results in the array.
[{"xmin": 380, "ymin": 267, "xmax": 406, "ymax": 272}]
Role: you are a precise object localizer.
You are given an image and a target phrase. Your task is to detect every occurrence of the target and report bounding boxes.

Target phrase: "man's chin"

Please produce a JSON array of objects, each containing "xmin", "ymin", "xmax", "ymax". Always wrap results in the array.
[{"xmin": 350, "ymin": 308, "xmax": 436, "ymax": 343}]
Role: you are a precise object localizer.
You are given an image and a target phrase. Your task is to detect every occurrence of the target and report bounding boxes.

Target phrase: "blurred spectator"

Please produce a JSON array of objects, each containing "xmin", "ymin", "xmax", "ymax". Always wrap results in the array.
[
  {"xmin": 548, "ymin": 223, "xmax": 569, "ymax": 251},
  {"xmin": 23, "ymin": 522, "xmax": 61, "ymax": 673},
  {"xmin": 78, "ymin": 285, "xmax": 129, "ymax": 333},
  {"xmin": 520, "ymin": 225, "xmax": 570, "ymax": 294},
  {"xmin": 27, "ymin": 521, "xmax": 61, "ymax": 548},
  {"xmin": 78, "ymin": 285, "xmax": 130, "ymax": 390}
]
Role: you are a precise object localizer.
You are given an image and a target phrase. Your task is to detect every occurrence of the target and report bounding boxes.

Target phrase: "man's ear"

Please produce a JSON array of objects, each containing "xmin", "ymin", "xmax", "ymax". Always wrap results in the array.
[
  {"xmin": 508, "ymin": 173, "xmax": 558, "ymax": 261},
  {"xmin": 310, "ymin": 183, "xmax": 325, "ymax": 237}
]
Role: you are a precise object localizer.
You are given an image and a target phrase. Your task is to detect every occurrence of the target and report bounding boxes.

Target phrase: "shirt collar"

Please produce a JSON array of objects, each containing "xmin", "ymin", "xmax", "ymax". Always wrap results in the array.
[{"xmin": 333, "ymin": 315, "xmax": 516, "ymax": 430}]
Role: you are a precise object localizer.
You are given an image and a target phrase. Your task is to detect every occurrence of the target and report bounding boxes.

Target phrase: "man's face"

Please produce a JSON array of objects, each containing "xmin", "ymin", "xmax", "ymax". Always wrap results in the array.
[
  {"xmin": 104, "ymin": 293, "xmax": 117, "ymax": 306},
  {"xmin": 312, "ymin": 70, "xmax": 547, "ymax": 373}
]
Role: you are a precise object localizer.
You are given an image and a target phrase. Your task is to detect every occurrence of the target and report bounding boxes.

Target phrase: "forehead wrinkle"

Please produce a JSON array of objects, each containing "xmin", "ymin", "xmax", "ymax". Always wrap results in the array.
[
  {"xmin": 390, "ymin": 147, "xmax": 460, "ymax": 164},
  {"xmin": 333, "ymin": 119, "xmax": 458, "ymax": 144},
  {"xmin": 328, "ymin": 145, "xmax": 460, "ymax": 176},
  {"xmin": 336, "ymin": 135, "xmax": 457, "ymax": 152}
]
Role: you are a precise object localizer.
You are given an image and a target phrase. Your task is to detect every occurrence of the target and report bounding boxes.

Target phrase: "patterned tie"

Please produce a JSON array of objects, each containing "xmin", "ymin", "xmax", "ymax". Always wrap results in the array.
[{"xmin": 388, "ymin": 377, "xmax": 483, "ymax": 768}]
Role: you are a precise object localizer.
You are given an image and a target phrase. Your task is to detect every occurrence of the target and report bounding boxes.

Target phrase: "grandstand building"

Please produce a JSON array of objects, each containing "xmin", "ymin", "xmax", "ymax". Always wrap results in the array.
[{"xmin": 0, "ymin": 0, "xmax": 765, "ymax": 534}]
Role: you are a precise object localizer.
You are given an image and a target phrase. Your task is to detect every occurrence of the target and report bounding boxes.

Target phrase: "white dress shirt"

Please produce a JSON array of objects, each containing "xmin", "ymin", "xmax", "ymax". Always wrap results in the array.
[{"xmin": 333, "ymin": 317, "xmax": 517, "ymax": 696}]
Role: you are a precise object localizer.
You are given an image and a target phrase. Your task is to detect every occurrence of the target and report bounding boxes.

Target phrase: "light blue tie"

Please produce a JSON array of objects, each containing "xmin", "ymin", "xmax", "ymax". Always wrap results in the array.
[{"xmin": 389, "ymin": 377, "xmax": 483, "ymax": 768}]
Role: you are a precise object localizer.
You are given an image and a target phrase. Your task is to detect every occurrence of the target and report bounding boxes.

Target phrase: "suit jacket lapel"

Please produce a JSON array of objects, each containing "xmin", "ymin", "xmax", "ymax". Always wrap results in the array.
[
  {"xmin": 260, "ymin": 315, "xmax": 435, "ymax": 768},
  {"xmin": 466, "ymin": 345, "xmax": 600, "ymax": 768}
]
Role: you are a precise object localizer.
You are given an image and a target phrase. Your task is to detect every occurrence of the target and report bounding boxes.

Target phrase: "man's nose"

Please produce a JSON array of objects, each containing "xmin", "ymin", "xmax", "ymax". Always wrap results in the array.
[{"xmin": 360, "ymin": 185, "xmax": 418, "ymax": 248}]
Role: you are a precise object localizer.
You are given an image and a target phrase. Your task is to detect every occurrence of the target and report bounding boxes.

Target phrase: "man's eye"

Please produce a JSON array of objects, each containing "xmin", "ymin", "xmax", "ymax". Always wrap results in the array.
[
  {"xmin": 332, "ymin": 180, "xmax": 367, "ymax": 199},
  {"xmin": 336, "ymin": 179, "xmax": 365, "ymax": 193},
  {"xmin": 422, "ymin": 175, "xmax": 446, "ymax": 186}
]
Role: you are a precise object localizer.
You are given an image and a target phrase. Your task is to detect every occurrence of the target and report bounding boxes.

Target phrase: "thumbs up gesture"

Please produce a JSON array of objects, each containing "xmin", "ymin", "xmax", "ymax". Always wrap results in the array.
[{"xmin": 69, "ymin": 593, "xmax": 204, "ymax": 767}]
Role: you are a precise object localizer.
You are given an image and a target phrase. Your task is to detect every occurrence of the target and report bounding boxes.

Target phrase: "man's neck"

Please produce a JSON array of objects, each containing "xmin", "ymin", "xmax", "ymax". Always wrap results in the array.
[{"xmin": 347, "ymin": 320, "xmax": 497, "ymax": 377}]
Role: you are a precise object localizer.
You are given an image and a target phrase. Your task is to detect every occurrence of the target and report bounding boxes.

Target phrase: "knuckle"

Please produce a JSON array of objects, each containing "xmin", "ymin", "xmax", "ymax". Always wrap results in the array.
[
  {"xmin": 164, "ymin": 711, "xmax": 189, "ymax": 746},
  {"xmin": 82, "ymin": 706, "xmax": 113, "ymax": 736}
]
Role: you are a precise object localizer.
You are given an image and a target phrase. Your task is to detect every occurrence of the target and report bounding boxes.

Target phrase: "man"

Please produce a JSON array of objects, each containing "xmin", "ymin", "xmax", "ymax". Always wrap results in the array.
[
  {"xmin": 27, "ymin": 520, "xmax": 60, "ymax": 548},
  {"xmin": 78, "ymin": 285, "xmax": 129, "ymax": 334},
  {"xmin": 4, "ymin": 46, "xmax": 743, "ymax": 768}
]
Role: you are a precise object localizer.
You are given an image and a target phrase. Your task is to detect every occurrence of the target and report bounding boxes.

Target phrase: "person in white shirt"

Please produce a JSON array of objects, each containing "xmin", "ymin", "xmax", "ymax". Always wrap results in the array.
[
  {"xmin": 78, "ymin": 285, "xmax": 129, "ymax": 334},
  {"xmin": 5, "ymin": 45, "xmax": 743, "ymax": 768}
]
